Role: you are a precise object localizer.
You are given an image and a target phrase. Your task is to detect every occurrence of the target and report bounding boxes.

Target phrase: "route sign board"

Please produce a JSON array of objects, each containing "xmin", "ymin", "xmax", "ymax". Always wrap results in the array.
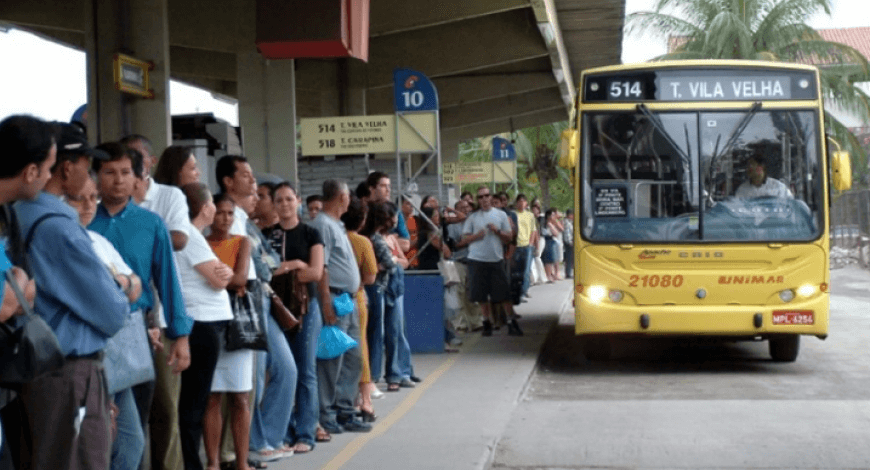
[{"xmin": 300, "ymin": 115, "xmax": 394, "ymax": 156}]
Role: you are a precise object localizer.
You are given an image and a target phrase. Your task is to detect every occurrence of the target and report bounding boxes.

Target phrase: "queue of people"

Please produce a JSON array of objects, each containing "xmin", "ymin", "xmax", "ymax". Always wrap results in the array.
[{"xmin": 0, "ymin": 114, "xmax": 575, "ymax": 470}]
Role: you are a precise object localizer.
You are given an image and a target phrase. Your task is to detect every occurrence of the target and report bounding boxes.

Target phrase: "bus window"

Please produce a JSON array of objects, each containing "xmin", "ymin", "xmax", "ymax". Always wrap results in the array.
[
  {"xmin": 701, "ymin": 110, "xmax": 821, "ymax": 241},
  {"xmin": 583, "ymin": 112, "xmax": 699, "ymax": 242}
]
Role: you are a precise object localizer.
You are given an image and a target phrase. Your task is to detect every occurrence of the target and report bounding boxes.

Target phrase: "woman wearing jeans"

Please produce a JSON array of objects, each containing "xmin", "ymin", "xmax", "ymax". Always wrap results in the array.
[{"xmin": 263, "ymin": 182, "xmax": 324, "ymax": 454}]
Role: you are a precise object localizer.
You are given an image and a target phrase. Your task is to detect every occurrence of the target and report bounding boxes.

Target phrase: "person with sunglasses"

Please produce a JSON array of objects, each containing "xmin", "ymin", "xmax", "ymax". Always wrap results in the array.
[{"xmin": 459, "ymin": 187, "xmax": 522, "ymax": 337}]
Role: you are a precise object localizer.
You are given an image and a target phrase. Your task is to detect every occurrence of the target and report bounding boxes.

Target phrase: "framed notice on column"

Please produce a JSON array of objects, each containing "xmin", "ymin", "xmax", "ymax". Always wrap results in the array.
[{"xmin": 113, "ymin": 53, "xmax": 155, "ymax": 98}]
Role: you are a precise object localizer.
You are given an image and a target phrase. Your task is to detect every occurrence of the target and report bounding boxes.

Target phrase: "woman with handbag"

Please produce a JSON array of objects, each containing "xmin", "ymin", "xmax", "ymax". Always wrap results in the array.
[
  {"xmin": 174, "ymin": 183, "xmax": 237, "ymax": 470},
  {"xmin": 262, "ymin": 183, "xmax": 325, "ymax": 454},
  {"xmin": 205, "ymin": 194, "xmax": 256, "ymax": 470}
]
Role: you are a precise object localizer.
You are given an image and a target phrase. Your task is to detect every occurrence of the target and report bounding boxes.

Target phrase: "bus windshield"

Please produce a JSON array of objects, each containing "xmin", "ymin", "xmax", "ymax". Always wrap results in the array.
[{"xmin": 581, "ymin": 109, "xmax": 822, "ymax": 242}]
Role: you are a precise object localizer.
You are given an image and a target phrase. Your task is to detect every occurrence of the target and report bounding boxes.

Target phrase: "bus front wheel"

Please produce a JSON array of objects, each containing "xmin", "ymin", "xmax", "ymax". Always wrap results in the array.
[
  {"xmin": 769, "ymin": 335, "xmax": 800, "ymax": 362},
  {"xmin": 582, "ymin": 336, "xmax": 612, "ymax": 361}
]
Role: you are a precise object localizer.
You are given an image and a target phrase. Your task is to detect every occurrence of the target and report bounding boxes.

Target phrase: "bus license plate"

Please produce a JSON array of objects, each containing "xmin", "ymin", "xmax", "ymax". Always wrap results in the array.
[{"xmin": 772, "ymin": 310, "xmax": 814, "ymax": 325}]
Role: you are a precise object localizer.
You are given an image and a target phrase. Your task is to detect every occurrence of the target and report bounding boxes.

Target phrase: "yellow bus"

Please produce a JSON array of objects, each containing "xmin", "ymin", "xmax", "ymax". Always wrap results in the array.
[{"xmin": 558, "ymin": 60, "xmax": 853, "ymax": 362}]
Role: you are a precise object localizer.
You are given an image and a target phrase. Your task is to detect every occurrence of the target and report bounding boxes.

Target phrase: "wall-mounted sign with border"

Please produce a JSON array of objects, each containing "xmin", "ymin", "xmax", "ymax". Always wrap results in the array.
[
  {"xmin": 113, "ymin": 54, "xmax": 155, "ymax": 98},
  {"xmin": 301, "ymin": 115, "xmax": 396, "ymax": 156}
]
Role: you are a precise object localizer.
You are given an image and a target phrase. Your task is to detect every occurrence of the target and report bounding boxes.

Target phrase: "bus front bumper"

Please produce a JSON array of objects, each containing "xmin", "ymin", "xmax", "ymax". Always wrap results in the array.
[{"xmin": 574, "ymin": 295, "xmax": 829, "ymax": 337}]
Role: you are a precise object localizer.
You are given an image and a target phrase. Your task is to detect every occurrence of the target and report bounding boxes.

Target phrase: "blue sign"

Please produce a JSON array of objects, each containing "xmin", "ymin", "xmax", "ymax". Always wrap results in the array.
[
  {"xmin": 394, "ymin": 68, "xmax": 439, "ymax": 112},
  {"xmin": 492, "ymin": 137, "xmax": 516, "ymax": 161}
]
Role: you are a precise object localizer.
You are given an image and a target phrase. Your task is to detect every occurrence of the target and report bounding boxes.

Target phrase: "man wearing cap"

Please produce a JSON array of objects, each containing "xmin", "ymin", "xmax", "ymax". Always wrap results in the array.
[
  {"xmin": 43, "ymin": 122, "xmax": 108, "ymax": 198},
  {"xmin": 11, "ymin": 118, "xmax": 130, "ymax": 470}
]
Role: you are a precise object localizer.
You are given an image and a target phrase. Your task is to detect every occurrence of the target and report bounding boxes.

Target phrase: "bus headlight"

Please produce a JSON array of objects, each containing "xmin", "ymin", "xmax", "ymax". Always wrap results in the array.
[
  {"xmin": 608, "ymin": 290, "xmax": 624, "ymax": 303},
  {"xmin": 797, "ymin": 284, "xmax": 816, "ymax": 297},
  {"xmin": 779, "ymin": 289, "xmax": 796, "ymax": 303},
  {"xmin": 588, "ymin": 285, "xmax": 607, "ymax": 303}
]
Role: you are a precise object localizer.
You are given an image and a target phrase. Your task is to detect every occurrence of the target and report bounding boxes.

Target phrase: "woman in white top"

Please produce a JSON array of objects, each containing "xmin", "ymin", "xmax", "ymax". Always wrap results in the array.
[{"xmin": 175, "ymin": 183, "xmax": 236, "ymax": 470}]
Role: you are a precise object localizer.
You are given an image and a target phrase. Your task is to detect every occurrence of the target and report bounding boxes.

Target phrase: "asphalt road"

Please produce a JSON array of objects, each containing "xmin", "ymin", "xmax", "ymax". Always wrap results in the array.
[{"xmin": 491, "ymin": 264, "xmax": 870, "ymax": 470}]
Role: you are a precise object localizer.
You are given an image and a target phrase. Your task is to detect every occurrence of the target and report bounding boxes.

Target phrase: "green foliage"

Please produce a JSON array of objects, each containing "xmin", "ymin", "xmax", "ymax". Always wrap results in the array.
[
  {"xmin": 458, "ymin": 121, "xmax": 574, "ymax": 210},
  {"xmin": 626, "ymin": 0, "xmax": 870, "ymax": 185}
]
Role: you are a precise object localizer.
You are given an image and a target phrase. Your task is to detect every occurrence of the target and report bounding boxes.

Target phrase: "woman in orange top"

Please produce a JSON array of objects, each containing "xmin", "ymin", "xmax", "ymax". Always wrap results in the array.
[
  {"xmin": 204, "ymin": 193, "xmax": 255, "ymax": 470},
  {"xmin": 341, "ymin": 196, "xmax": 379, "ymax": 421}
]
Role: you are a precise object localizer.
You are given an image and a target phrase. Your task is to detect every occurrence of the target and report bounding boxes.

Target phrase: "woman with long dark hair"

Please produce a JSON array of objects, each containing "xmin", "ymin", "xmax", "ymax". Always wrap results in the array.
[{"xmin": 262, "ymin": 182, "xmax": 325, "ymax": 453}]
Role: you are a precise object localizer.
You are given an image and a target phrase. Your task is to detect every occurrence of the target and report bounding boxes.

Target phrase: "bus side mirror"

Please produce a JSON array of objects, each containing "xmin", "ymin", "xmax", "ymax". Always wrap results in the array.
[
  {"xmin": 831, "ymin": 151, "xmax": 852, "ymax": 191},
  {"xmin": 558, "ymin": 129, "xmax": 579, "ymax": 170}
]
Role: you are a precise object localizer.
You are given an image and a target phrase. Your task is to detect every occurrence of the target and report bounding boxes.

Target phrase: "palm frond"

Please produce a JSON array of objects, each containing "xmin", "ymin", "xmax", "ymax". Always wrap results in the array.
[{"xmin": 625, "ymin": 12, "xmax": 704, "ymax": 39}]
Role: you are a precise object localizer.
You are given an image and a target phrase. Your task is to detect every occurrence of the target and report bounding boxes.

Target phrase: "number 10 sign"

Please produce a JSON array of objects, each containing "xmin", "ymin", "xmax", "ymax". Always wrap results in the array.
[{"xmin": 394, "ymin": 68, "xmax": 439, "ymax": 112}]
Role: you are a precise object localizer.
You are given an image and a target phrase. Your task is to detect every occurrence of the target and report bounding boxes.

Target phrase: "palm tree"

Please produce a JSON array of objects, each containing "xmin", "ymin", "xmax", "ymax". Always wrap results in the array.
[{"xmin": 626, "ymin": 0, "xmax": 870, "ymax": 182}]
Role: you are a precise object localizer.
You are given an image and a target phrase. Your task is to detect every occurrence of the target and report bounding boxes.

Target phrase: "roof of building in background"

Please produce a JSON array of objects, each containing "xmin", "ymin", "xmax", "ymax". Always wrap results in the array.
[
  {"xmin": 818, "ymin": 27, "xmax": 870, "ymax": 62},
  {"xmin": 666, "ymin": 27, "xmax": 870, "ymax": 64}
]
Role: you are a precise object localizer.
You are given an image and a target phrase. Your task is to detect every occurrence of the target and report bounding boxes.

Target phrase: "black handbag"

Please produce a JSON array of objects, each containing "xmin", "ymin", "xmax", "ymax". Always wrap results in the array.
[
  {"xmin": 0, "ymin": 270, "xmax": 65, "ymax": 388},
  {"xmin": 225, "ymin": 281, "xmax": 268, "ymax": 352}
]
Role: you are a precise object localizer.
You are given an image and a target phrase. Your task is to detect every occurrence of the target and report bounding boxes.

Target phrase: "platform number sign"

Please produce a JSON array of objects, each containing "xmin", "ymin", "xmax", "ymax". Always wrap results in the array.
[{"xmin": 394, "ymin": 68, "xmax": 439, "ymax": 112}]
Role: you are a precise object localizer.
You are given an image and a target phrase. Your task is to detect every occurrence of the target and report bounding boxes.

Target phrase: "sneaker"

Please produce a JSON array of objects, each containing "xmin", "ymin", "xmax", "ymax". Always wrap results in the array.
[
  {"xmin": 482, "ymin": 320, "xmax": 493, "ymax": 337},
  {"xmin": 508, "ymin": 319, "xmax": 524, "ymax": 337},
  {"xmin": 250, "ymin": 448, "xmax": 283, "ymax": 462},
  {"xmin": 321, "ymin": 421, "xmax": 344, "ymax": 434},
  {"xmin": 448, "ymin": 337, "xmax": 463, "ymax": 346},
  {"xmin": 337, "ymin": 417, "xmax": 372, "ymax": 432}
]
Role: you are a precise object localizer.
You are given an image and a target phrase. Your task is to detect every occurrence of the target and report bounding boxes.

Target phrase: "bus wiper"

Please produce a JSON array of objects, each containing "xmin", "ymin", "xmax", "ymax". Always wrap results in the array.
[
  {"xmin": 636, "ymin": 104, "xmax": 694, "ymax": 207},
  {"xmin": 636, "ymin": 104, "xmax": 691, "ymax": 164},
  {"xmin": 706, "ymin": 102, "xmax": 762, "ymax": 181}
]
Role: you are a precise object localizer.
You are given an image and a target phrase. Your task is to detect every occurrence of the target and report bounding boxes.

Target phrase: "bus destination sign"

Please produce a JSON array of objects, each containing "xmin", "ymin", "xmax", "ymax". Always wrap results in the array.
[
  {"xmin": 584, "ymin": 69, "xmax": 815, "ymax": 102},
  {"xmin": 657, "ymin": 76, "xmax": 790, "ymax": 101}
]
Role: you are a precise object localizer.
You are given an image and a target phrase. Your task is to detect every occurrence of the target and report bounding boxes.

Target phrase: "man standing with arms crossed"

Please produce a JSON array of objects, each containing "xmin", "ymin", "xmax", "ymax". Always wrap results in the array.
[{"xmin": 461, "ymin": 187, "xmax": 522, "ymax": 337}]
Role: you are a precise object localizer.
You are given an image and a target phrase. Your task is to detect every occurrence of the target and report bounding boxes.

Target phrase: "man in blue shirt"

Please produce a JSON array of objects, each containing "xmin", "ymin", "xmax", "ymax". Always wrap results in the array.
[
  {"xmin": 8, "ymin": 116, "xmax": 130, "ymax": 470},
  {"xmin": 88, "ymin": 142, "xmax": 193, "ymax": 469}
]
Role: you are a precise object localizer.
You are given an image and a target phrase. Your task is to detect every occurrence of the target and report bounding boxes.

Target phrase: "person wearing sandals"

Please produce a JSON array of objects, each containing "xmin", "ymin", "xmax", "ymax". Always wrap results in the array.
[
  {"xmin": 361, "ymin": 202, "xmax": 415, "ymax": 392},
  {"xmin": 341, "ymin": 196, "xmax": 378, "ymax": 422},
  {"xmin": 204, "ymin": 194, "xmax": 255, "ymax": 470},
  {"xmin": 262, "ymin": 182, "xmax": 325, "ymax": 453}
]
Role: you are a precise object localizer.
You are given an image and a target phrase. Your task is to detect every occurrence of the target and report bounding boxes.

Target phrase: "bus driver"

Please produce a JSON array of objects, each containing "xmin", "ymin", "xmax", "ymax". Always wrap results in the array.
[{"xmin": 735, "ymin": 153, "xmax": 793, "ymax": 199}]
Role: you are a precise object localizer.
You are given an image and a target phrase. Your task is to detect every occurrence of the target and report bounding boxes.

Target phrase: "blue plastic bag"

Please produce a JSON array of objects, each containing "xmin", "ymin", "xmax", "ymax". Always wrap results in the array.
[
  {"xmin": 316, "ymin": 325, "xmax": 358, "ymax": 360},
  {"xmin": 332, "ymin": 292, "xmax": 355, "ymax": 317}
]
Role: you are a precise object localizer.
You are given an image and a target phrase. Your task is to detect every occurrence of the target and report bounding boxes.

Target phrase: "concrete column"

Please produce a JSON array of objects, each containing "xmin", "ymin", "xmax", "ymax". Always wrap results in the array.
[
  {"xmin": 237, "ymin": 50, "xmax": 298, "ymax": 187},
  {"xmin": 84, "ymin": 0, "xmax": 171, "ymax": 151}
]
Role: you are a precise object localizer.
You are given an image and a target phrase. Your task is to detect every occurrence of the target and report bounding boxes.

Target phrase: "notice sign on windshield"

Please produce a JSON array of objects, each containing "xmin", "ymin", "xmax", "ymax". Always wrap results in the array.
[
  {"xmin": 593, "ymin": 186, "xmax": 628, "ymax": 218},
  {"xmin": 657, "ymin": 75, "xmax": 791, "ymax": 101}
]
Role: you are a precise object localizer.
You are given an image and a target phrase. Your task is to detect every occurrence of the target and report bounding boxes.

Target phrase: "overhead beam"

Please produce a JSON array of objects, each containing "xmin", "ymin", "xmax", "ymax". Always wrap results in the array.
[
  {"xmin": 365, "ymin": 10, "xmax": 548, "ymax": 87},
  {"xmin": 170, "ymin": 46, "xmax": 237, "ymax": 82},
  {"xmin": 0, "ymin": 0, "xmax": 84, "ymax": 32},
  {"xmin": 171, "ymin": 75, "xmax": 238, "ymax": 99},
  {"xmin": 13, "ymin": 24, "xmax": 85, "ymax": 50},
  {"xmin": 366, "ymin": 72, "xmax": 556, "ymax": 114},
  {"xmin": 370, "ymin": 0, "xmax": 528, "ymax": 37},
  {"xmin": 530, "ymin": 0, "xmax": 575, "ymax": 109},
  {"xmin": 441, "ymin": 87, "xmax": 564, "ymax": 129},
  {"xmin": 442, "ymin": 107, "xmax": 568, "ymax": 142},
  {"xmin": 167, "ymin": 0, "xmax": 254, "ymax": 53}
]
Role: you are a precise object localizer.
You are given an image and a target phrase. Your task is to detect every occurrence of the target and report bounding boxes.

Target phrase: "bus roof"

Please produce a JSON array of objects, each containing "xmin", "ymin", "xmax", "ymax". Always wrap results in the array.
[{"xmin": 582, "ymin": 60, "xmax": 819, "ymax": 77}]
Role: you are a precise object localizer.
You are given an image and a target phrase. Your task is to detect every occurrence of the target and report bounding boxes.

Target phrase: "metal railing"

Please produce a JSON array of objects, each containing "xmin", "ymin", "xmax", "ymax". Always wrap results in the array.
[{"xmin": 830, "ymin": 190, "xmax": 870, "ymax": 249}]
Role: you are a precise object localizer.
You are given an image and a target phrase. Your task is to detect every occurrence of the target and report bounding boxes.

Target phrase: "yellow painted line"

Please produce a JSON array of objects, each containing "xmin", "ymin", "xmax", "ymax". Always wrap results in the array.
[{"xmin": 321, "ymin": 334, "xmax": 481, "ymax": 470}]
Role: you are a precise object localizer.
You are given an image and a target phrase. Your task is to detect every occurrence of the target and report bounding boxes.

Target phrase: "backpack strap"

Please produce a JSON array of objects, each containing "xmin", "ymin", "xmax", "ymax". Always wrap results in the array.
[{"xmin": 24, "ymin": 213, "xmax": 66, "ymax": 250}]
